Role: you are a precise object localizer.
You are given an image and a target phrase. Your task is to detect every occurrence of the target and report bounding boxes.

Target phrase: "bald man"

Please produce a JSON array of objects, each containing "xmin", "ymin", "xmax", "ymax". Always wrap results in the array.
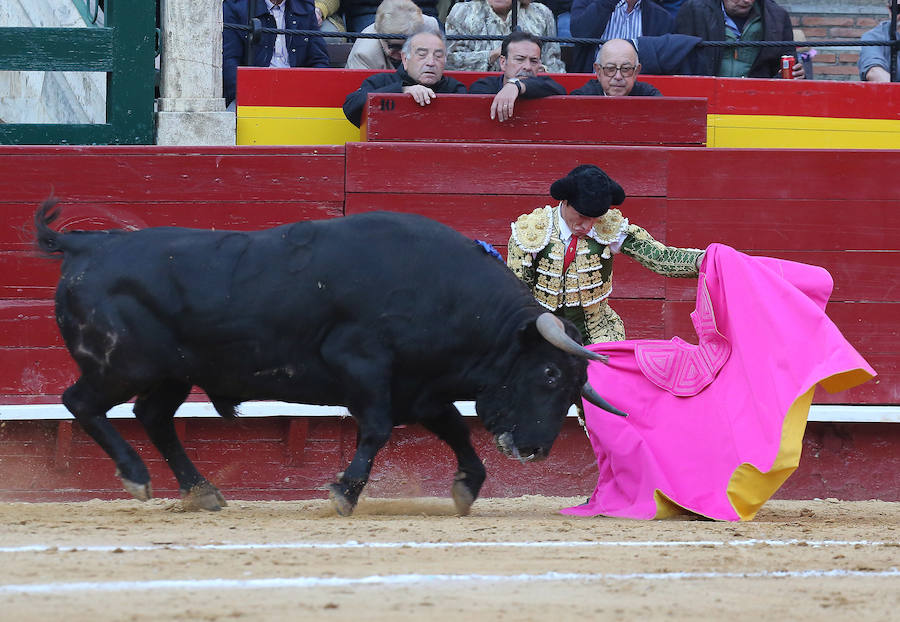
[{"xmin": 569, "ymin": 38, "xmax": 661, "ymax": 96}]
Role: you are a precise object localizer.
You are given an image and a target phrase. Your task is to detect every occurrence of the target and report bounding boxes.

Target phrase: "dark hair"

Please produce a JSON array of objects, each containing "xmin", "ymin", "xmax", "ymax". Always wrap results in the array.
[{"xmin": 500, "ymin": 31, "xmax": 542, "ymax": 58}]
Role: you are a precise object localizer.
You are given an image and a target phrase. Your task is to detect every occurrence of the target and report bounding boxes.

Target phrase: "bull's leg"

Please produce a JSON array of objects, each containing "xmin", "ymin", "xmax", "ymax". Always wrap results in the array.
[
  {"xmin": 133, "ymin": 381, "xmax": 226, "ymax": 511},
  {"xmin": 62, "ymin": 378, "xmax": 151, "ymax": 500},
  {"xmin": 328, "ymin": 415, "xmax": 393, "ymax": 516},
  {"xmin": 421, "ymin": 407, "xmax": 486, "ymax": 516}
]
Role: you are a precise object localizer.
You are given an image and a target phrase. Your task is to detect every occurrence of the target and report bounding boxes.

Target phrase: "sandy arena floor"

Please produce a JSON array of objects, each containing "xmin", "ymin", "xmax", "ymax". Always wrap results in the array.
[{"xmin": 0, "ymin": 496, "xmax": 898, "ymax": 621}]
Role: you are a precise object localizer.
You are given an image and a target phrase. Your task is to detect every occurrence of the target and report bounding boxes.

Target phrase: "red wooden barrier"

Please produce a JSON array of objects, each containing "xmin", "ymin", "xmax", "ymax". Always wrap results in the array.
[
  {"xmin": 362, "ymin": 94, "xmax": 707, "ymax": 146},
  {"xmin": 0, "ymin": 417, "xmax": 896, "ymax": 502}
]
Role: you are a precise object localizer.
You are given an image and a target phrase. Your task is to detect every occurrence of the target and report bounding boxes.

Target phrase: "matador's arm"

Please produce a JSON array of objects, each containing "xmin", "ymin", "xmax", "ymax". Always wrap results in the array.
[{"xmin": 620, "ymin": 224, "xmax": 704, "ymax": 278}]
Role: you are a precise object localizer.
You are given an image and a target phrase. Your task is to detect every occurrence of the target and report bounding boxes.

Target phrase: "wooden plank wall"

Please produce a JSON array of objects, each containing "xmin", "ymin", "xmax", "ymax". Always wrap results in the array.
[
  {"xmin": 3, "ymin": 144, "xmax": 894, "ymax": 405},
  {"xmin": 0, "ymin": 146, "xmax": 346, "ymax": 400}
]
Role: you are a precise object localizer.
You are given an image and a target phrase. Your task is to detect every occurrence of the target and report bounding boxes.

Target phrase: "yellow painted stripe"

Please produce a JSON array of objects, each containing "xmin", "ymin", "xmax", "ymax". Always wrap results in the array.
[
  {"xmin": 236, "ymin": 105, "xmax": 900, "ymax": 149},
  {"xmin": 237, "ymin": 105, "xmax": 360, "ymax": 145},
  {"xmin": 709, "ymin": 114, "xmax": 900, "ymax": 149}
]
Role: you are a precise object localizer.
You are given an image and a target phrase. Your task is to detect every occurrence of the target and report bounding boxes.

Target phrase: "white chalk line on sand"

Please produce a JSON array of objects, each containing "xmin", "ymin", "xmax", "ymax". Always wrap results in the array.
[
  {"xmin": 0, "ymin": 538, "xmax": 895, "ymax": 554},
  {"xmin": 1, "ymin": 568, "xmax": 898, "ymax": 595}
]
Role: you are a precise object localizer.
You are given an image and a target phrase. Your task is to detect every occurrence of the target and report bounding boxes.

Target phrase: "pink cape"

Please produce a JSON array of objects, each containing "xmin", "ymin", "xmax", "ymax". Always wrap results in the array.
[{"xmin": 561, "ymin": 244, "xmax": 875, "ymax": 521}]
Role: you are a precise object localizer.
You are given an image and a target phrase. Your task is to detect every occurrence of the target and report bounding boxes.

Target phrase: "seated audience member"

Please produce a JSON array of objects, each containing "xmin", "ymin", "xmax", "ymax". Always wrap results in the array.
[
  {"xmin": 470, "ymin": 31, "xmax": 567, "ymax": 121},
  {"xmin": 858, "ymin": 5, "xmax": 900, "ymax": 82},
  {"xmin": 570, "ymin": 38, "xmax": 661, "ymax": 95},
  {"xmin": 568, "ymin": 0, "xmax": 675, "ymax": 73},
  {"xmin": 342, "ymin": 25, "xmax": 467, "ymax": 127},
  {"xmin": 346, "ymin": 0, "xmax": 441, "ymax": 69},
  {"xmin": 344, "ymin": 0, "xmax": 440, "ymax": 34},
  {"xmin": 223, "ymin": 0, "xmax": 329, "ymax": 107},
  {"xmin": 315, "ymin": 0, "xmax": 346, "ymax": 35},
  {"xmin": 675, "ymin": 0, "xmax": 805, "ymax": 78},
  {"xmin": 445, "ymin": 0, "xmax": 565, "ymax": 73}
]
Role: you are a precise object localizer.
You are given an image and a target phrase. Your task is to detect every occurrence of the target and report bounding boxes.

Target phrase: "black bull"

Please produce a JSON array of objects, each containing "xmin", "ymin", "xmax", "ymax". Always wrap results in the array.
[{"xmin": 34, "ymin": 201, "xmax": 621, "ymax": 515}]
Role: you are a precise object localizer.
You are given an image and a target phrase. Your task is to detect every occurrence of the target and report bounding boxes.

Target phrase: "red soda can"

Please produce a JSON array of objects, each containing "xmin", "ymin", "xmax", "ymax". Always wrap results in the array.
[{"xmin": 781, "ymin": 55, "xmax": 794, "ymax": 79}]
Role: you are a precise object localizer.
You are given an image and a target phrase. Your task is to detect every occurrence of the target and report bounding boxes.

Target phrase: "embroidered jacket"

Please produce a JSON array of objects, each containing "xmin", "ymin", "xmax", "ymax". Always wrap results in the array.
[{"xmin": 507, "ymin": 204, "xmax": 703, "ymax": 343}]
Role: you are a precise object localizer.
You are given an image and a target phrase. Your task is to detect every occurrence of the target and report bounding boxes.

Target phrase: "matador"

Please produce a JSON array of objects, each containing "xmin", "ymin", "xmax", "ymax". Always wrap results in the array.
[{"xmin": 507, "ymin": 165, "xmax": 705, "ymax": 344}]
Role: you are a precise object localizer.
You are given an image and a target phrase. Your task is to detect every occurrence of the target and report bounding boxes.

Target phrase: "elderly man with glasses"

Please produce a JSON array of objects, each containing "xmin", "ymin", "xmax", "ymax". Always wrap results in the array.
[{"xmin": 570, "ymin": 38, "xmax": 661, "ymax": 95}]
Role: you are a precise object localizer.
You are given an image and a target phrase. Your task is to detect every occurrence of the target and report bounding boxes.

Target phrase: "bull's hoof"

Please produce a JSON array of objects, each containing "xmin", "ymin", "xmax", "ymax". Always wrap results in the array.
[
  {"xmin": 327, "ymin": 483, "xmax": 356, "ymax": 517},
  {"xmin": 180, "ymin": 482, "xmax": 227, "ymax": 512},
  {"xmin": 451, "ymin": 472, "xmax": 476, "ymax": 516},
  {"xmin": 120, "ymin": 477, "xmax": 153, "ymax": 502}
]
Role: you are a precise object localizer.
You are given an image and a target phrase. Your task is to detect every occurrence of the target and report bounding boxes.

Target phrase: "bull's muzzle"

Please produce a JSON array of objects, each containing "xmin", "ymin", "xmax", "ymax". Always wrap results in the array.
[{"xmin": 495, "ymin": 432, "xmax": 545, "ymax": 464}]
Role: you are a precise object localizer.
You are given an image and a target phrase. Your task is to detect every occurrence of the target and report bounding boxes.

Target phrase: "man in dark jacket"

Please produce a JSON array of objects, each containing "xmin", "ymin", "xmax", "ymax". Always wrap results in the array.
[
  {"xmin": 343, "ymin": 27, "xmax": 467, "ymax": 127},
  {"xmin": 675, "ymin": 0, "xmax": 805, "ymax": 78},
  {"xmin": 570, "ymin": 38, "xmax": 661, "ymax": 95},
  {"xmin": 223, "ymin": 0, "xmax": 329, "ymax": 106},
  {"xmin": 568, "ymin": 0, "xmax": 674, "ymax": 73},
  {"xmin": 469, "ymin": 31, "xmax": 566, "ymax": 122}
]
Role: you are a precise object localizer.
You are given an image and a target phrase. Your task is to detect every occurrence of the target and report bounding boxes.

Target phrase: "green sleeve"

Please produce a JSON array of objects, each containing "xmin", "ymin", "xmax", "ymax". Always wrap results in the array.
[{"xmin": 620, "ymin": 224, "xmax": 703, "ymax": 278}]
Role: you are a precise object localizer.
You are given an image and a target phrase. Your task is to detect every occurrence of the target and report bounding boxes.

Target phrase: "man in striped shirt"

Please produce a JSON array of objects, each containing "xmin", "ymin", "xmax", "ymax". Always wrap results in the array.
[{"xmin": 568, "ymin": 0, "xmax": 674, "ymax": 72}]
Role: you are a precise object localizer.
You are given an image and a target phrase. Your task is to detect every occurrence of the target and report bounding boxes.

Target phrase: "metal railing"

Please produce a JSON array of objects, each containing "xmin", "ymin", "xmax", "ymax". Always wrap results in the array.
[{"xmin": 225, "ymin": 0, "xmax": 900, "ymax": 82}]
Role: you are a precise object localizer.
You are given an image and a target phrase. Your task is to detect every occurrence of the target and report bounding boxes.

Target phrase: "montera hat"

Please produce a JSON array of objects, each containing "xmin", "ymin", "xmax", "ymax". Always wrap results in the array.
[{"xmin": 550, "ymin": 164, "xmax": 626, "ymax": 218}]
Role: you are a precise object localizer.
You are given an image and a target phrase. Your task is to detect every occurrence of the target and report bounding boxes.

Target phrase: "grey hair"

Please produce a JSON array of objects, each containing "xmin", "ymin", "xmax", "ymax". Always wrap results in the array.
[{"xmin": 400, "ymin": 23, "xmax": 445, "ymax": 56}]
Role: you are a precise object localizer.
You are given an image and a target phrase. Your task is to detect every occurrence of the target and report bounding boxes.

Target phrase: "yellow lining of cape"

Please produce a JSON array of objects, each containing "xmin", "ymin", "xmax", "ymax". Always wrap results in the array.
[{"xmin": 651, "ymin": 367, "xmax": 875, "ymax": 521}]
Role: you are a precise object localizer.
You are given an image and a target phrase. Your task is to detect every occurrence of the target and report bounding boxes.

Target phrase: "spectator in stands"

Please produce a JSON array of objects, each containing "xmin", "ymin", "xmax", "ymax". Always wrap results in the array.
[
  {"xmin": 470, "ymin": 31, "xmax": 567, "ymax": 121},
  {"xmin": 570, "ymin": 38, "xmax": 661, "ymax": 95},
  {"xmin": 858, "ymin": 5, "xmax": 900, "ymax": 82},
  {"xmin": 223, "ymin": 0, "xmax": 329, "ymax": 108},
  {"xmin": 568, "ymin": 0, "xmax": 674, "ymax": 73},
  {"xmin": 445, "ymin": 0, "xmax": 565, "ymax": 73},
  {"xmin": 343, "ymin": 25, "xmax": 467, "ymax": 127},
  {"xmin": 315, "ymin": 0, "xmax": 346, "ymax": 36},
  {"xmin": 346, "ymin": 0, "xmax": 441, "ymax": 69},
  {"xmin": 507, "ymin": 164, "xmax": 704, "ymax": 345},
  {"xmin": 675, "ymin": 0, "xmax": 805, "ymax": 78},
  {"xmin": 344, "ymin": 0, "xmax": 440, "ymax": 34}
]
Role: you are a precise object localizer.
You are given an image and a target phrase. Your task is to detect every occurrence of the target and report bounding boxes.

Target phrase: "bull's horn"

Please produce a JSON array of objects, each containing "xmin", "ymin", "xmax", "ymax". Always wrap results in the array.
[
  {"xmin": 536, "ymin": 313, "xmax": 608, "ymax": 362},
  {"xmin": 581, "ymin": 383, "xmax": 628, "ymax": 417}
]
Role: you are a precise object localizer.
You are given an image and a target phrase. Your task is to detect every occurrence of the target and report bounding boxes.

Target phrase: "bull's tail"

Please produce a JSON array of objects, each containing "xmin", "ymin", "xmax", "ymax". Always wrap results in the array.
[{"xmin": 33, "ymin": 197, "xmax": 65, "ymax": 259}]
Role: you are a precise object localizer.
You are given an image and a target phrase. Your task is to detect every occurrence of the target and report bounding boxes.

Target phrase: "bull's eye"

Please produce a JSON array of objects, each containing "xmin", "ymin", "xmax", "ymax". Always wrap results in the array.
[{"xmin": 544, "ymin": 365, "xmax": 560, "ymax": 387}]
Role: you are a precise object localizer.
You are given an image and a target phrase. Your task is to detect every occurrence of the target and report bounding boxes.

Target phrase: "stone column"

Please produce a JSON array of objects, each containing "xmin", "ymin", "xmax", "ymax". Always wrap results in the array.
[{"xmin": 156, "ymin": 0, "xmax": 235, "ymax": 145}]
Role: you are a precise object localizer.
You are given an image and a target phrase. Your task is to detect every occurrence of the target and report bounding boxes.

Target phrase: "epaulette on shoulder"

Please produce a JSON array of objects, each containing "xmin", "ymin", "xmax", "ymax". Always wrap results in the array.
[
  {"xmin": 592, "ymin": 208, "xmax": 629, "ymax": 244},
  {"xmin": 511, "ymin": 206, "xmax": 553, "ymax": 253}
]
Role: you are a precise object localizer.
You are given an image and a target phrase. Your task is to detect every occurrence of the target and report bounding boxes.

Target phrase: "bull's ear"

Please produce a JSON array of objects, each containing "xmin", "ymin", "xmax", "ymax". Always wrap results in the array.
[{"xmin": 517, "ymin": 317, "xmax": 544, "ymax": 345}]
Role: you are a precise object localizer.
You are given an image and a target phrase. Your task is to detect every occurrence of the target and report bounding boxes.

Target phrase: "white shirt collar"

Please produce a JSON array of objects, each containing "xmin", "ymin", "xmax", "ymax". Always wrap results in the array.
[{"xmin": 555, "ymin": 203, "xmax": 603, "ymax": 246}]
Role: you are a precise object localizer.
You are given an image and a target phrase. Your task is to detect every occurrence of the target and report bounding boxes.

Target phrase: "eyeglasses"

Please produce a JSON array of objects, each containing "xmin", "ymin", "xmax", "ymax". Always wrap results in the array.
[
  {"xmin": 385, "ymin": 41, "xmax": 404, "ymax": 52},
  {"xmin": 599, "ymin": 63, "xmax": 636, "ymax": 77}
]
